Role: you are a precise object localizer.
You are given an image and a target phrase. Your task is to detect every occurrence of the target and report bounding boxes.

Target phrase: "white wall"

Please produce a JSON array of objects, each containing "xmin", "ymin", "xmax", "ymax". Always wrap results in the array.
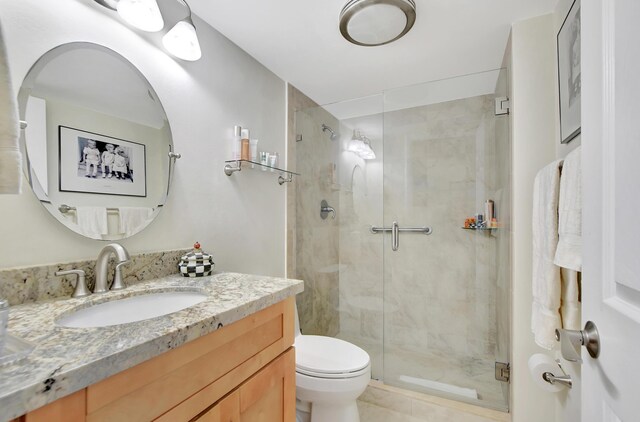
[
  {"xmin": 510, "ymin": 13, "xmax": 558, "ymax": 422},
  {"xmin": 0, "ymin": 0, "xmax": 286, "ymax": 277}
]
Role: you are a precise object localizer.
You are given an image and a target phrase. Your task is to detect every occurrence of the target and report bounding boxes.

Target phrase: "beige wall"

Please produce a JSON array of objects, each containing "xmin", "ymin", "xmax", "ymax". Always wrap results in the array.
[
  {"xmin": 509, "ymin": 13, "xmax": 558, "ymax": 422},
  {"xmin": 0, "ymin": 0, "xmax": 286, "ymax": 276}
]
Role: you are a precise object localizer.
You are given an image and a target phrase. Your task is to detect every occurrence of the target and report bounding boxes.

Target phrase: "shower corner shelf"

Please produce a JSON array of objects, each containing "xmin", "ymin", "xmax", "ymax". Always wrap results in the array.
[
  {"xmin": 224, "ymin": 159, "xmax": 299, "ymax": 185},
  {"xmin": 462, "ymin": 226, "xmax": 499, "ymax": 231}
]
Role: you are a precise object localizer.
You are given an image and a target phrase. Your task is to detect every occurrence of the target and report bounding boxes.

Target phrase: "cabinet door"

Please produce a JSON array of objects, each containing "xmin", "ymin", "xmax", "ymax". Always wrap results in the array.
[
  {"xmin": 239, "ymin": 348, "xmax": 295, "ymax": 422},
  {"xmin": 195, "ymin": 391, "xmax": 240, "ymax": 422}
]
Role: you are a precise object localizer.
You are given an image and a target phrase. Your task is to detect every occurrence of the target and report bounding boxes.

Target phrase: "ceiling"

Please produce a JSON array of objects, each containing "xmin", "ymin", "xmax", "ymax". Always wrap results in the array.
[{"xmin": 190, "ymin": 0, "xmax": 557, "ymax": 106}]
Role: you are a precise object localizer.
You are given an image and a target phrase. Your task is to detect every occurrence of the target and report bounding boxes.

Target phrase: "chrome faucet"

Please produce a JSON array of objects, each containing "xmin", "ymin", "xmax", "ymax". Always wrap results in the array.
[{"xmin": 94, "ymin": 243, "xmax": 131, "ymax": 293}]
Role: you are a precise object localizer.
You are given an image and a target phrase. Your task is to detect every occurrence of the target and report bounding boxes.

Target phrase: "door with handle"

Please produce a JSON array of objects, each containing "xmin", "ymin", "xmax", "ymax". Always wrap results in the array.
[{"xmin": 582, "ymin": 1, "xmax": 640, "ymax": 420}]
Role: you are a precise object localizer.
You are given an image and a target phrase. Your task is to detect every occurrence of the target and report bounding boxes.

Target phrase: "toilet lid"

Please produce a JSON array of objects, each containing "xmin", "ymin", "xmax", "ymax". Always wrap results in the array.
[{"xmin": 295, "ymin": 335, "xmax": 370, "ymax": 375}]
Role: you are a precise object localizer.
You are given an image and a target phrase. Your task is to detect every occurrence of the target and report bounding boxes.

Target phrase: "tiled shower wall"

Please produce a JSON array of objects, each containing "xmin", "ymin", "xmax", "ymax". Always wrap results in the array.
[{"xmin": 287, "ymin": 85, "xmax": 340, "ymax": 336}]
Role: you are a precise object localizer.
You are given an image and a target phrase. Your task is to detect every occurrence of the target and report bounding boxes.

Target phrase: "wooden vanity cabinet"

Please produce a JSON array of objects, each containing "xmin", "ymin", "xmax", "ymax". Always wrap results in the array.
[{"xmin": 16, "ymin": 297, "xmax": 296, "ymax": 422}]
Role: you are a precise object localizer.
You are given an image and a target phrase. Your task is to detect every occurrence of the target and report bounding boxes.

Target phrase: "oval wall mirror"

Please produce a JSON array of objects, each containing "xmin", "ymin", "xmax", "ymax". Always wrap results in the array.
[{"xmin": 18, "ymin": 42, "xmax": 174, "ymax": 240}]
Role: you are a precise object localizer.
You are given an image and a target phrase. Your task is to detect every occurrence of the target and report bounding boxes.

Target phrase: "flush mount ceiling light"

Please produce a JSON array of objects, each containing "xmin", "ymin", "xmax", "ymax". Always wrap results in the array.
[
  {"xmin": 339, "ymin": 0, "xmax": 416, "ymax": 46},
  {"xmin": 117, "ymin": 0, "xmax": 164, "ymax": 32}
]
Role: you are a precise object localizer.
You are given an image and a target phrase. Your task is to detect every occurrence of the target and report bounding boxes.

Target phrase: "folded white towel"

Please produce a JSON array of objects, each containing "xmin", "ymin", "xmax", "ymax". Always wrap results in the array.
[
  {"xmin": 0, "ymin": 21, "xmax": 22, "ymax": 194},
  {"xmin": 76, "ymin": 206, "xmax": 108, "ymax": 239},
  {"xmin": 554, "ymin": 146, "xmax": 582, "ymax": 271},
  {"xmin": 118, "ymin": 207, "xmax": 152, "ymax": 236},
  {"xmin": 531, "ymin": 159, "xmax": 563, "ymax": 350}
]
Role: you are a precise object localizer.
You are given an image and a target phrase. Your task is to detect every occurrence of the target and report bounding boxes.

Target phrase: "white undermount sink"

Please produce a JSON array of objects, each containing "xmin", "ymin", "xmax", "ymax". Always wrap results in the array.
[{"xmin": 56, "ymin": 290, "xmax": 208, "ymax": 328}]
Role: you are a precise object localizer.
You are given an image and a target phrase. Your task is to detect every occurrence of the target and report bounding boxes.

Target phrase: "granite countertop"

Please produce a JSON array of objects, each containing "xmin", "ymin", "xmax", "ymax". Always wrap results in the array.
[{"xmin": 0, "ymin": 272, "xmax": 304, "ymax": 421}]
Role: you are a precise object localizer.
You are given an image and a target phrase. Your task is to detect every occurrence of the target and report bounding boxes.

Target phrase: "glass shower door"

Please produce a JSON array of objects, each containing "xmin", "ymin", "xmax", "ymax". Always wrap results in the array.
[{"xmin": 381, "ymin": 70, "xmax": 510, "ymax": 411}]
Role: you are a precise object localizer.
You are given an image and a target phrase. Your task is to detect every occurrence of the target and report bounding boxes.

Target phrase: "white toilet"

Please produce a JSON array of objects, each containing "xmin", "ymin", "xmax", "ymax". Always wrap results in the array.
[{"xmin": 294, "ymin": 307, "xmax": 371, "ymax": 422}]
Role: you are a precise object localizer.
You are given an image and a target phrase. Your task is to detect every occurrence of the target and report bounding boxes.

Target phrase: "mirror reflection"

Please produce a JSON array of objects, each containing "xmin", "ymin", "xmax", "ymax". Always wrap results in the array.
[{"xmin": 18, "ymin": 42, "xmax": 173, "ymax": 240}]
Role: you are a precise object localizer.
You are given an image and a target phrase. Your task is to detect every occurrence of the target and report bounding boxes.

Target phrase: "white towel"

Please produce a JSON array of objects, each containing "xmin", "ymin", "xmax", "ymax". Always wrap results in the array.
[
  {"xmin": 0, "ymin": 21, "xmax": 22, "ymax": 194},
  {"xmin": 554, "ymin": 147, "xmax": 582, "ymax": 271},
  {"xmin": 531, "ymin": 159, "xmax": 563, "ymax": 350},
  {"xmin": 118, "ymin": 207, "xmax": 152, "ymax": 236},
  {"xmin": 76, "ymin": 206, "xmax": 108, "ymax": 238},
  {"xmin": 554, "ymin": 147, "xmax": 582, "ymax": 331}
]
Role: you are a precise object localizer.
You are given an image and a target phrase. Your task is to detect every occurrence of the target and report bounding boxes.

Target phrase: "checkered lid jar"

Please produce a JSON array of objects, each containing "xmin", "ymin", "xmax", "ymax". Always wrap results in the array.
[{"xmin": 178, "ymin": 242, "xmax": 214, "ymax": 277}]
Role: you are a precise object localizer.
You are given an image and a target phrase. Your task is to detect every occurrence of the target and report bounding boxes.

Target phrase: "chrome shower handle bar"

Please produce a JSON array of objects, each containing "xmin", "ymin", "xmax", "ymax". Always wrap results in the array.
[{"xmin": 370, "ymin": 223, "xmax": 432, "ymax": 252}]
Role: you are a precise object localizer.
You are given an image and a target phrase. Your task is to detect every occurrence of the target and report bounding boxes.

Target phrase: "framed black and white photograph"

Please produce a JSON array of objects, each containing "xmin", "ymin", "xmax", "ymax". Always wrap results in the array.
[
  {"xmin": 59, "ymin": 125, "xmax": 147, "ymax": 197},
  {"xmin": 557, "ymin": 0, "xmax": 581, "ymax": 144}
]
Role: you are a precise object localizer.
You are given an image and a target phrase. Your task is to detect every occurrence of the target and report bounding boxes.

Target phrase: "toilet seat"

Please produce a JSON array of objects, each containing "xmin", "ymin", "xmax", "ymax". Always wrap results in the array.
[{"xmin": 295, "ymin": 335, "xmax": 370, "ymax": 379}]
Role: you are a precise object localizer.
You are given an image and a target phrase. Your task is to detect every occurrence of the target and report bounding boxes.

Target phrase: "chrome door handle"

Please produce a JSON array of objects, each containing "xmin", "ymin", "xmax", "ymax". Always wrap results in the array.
[
  {"xmin": 370, "ymin": 223, "xmax": 432, "ymax": 252},
  {"xmin": 555, "ymin": 321, "xmax": 600, "ymax": 363}
]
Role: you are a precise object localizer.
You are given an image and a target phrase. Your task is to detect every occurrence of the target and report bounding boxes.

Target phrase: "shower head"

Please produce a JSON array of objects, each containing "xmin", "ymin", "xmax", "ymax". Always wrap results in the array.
[{"xmin": 321, "ymin": 124, "xmax": 339, "ymax": 140}]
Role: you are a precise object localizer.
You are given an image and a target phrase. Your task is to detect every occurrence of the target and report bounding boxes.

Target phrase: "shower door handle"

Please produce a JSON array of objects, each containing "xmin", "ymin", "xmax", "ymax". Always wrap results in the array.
[
  {"xmin": 370, "ymin": 223, "xmax": 432, "ymax": 252},
  {"xmin": 392, "ymin": 221, "xmax": 399, "ymax": 251}
]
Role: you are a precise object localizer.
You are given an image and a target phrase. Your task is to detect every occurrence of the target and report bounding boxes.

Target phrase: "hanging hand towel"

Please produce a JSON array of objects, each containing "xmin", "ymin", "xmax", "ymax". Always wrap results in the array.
[
  {"xmin": 554, "ymin": 146, "xmax": 582, "ymax": 271},
  {"xmin": 531, "ymin": 159, "xmax": 563, "ymax": 350},
  {"xmin": 0, "ymin": 21, "xmax": 22, "ymax": 194},
  {"xmin": 554, "ymin": 146, "xmax": 582, "ymax": 330},
  {"xmin": 118, "ymin": 207, "xmax": 152, "ymax": 237},
  {"xmin": 76, "ymin": 207, "xmax": 108, "ymax": 239}
]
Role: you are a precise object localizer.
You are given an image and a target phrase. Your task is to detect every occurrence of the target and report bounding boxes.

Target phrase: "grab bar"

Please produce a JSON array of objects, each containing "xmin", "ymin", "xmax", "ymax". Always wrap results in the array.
[{"xmin": 370, "ymin": 223, "xmax": 432, "ymax": 252}]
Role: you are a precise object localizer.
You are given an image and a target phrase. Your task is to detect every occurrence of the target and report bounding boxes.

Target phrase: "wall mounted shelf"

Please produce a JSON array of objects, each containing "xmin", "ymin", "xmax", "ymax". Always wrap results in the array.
[
  {"xmin": 461, "ymin": 227, "xmax": 499, "ymax": 231},
  {"xmin": 224, "ymin": 160, "xmax": 299, "ymax": 185}
]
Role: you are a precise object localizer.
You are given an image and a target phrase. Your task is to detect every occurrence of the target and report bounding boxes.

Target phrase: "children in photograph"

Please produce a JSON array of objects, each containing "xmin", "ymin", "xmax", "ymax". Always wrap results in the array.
[
  {"xmin": 112, "ymin": 147, "xmax": 128, "ymax": 180},
  {"xmin": 82, "ymin": 139, "xmax": 100, "ymax": 178},
  {"xmin": 101, "ymin": 144, "xmax": 116, "ymax": 178}
]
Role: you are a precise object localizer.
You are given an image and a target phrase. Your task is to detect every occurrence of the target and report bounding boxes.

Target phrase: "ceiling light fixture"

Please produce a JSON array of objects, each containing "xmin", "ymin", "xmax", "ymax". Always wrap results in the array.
[
  {"xmin": 162, "ymin": 1, "xmax": 202, "ymax": 61},
  {"xmin": 339, "ymin": 0, "xmax": 416, "ymax": 47},
  {"xmin": 117, "ymin": 0, "xmax": 165, "ymax": 32}
]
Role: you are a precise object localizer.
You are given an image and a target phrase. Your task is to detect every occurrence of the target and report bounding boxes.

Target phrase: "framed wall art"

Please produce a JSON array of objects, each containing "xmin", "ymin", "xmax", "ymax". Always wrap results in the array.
[
  {"xmin": 557, "ymin": 0, "xmax": 581, "ymax": 144},
  {"xmin": 58, "ymin": 125, "xmax": 147, "ymax": 197}
]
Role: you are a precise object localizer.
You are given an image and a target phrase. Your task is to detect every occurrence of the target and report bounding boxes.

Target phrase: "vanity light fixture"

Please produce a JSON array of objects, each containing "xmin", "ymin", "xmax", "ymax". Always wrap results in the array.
[
  {"xmin": 347, "ymin": 130, "xmax": 376, "ymax": 160},
  {"xmin": 162, "ymin": 1, "xmax": 202, "ymax": 61},
  {"xmin": 348, "ymin": 130, "xmax": 364, "ymax": 153},
  {"xmin": 360, "ymin": 136, "xmax": 376, "ymax": 160},
  {"xmin": 117, "ymin": 0, "xmax": 165, "ymax": 32},
  {"xmin": 339, "ymin": 0, "xmax": 416, "ymax": 47},
  {"xmin": 93, "ymin": 0, "xmax": 202, "ymax": 61}
]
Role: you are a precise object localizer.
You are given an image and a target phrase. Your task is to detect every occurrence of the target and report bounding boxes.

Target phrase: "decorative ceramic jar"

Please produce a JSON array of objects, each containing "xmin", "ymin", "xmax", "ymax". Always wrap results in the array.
[{"xmin": 178, "ymin": 242, "xmax": 214, "ymax": 277}]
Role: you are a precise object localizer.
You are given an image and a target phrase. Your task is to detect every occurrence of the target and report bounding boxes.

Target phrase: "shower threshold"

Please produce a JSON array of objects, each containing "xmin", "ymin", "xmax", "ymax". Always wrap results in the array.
[{"xmin": 398, "ymin": 375, "xmax": 479, "ymax": 400}]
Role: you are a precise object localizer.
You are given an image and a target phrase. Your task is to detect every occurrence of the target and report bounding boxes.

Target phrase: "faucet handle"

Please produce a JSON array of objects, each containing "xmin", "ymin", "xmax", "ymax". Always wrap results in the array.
[
  {"xmin": 56, "ymin": 269, "xmax": 91, "ymax": 298},
  {"xmin": 111, "ymin": 260, "xmax": 131, "ymax": 291}
]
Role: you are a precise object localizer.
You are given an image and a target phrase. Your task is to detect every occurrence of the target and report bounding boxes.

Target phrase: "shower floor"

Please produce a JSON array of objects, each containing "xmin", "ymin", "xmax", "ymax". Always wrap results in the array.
[{"xmin": 338, "ymin": 333, "xmax": 507, "ymax": 411}]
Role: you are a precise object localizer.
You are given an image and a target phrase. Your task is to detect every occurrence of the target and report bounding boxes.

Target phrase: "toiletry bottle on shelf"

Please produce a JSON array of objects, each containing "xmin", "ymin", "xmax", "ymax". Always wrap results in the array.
[
  {"xmin": 232, "ymin": 125, "xmax": 242, "ymax": 160},
  {"xmin": 250, "ymin": 139, "xmax": 259, "ymax": 168},
  {"xmin": 241, "ymin": 129, "xmax": 250, "ymax": 160},
  {"xmin": 260, "ymin": 152, "xmax": 270, "ymax": 171},
  {"xmin": 484, "ymin": 200, "xmax": 494, "ymax": 223},
  {"xmin": 269, "ymin": 152, "xmax": 278, "ymax": 171}
]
